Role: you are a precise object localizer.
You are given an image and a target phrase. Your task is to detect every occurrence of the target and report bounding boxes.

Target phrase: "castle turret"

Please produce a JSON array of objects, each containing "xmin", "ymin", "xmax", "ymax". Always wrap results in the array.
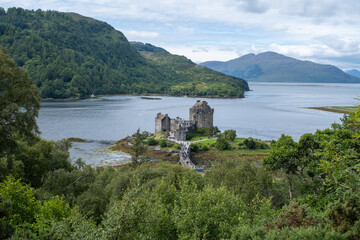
[{"xmin": 189, "ymin": 100, "xmax": 214, "ymax": 128}]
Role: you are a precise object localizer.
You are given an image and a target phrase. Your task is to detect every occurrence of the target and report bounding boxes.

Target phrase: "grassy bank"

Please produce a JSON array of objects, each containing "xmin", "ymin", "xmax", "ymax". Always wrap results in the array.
[{"xmin": 306, "ymin": 106, "xmax": 356, "ymax": 114}]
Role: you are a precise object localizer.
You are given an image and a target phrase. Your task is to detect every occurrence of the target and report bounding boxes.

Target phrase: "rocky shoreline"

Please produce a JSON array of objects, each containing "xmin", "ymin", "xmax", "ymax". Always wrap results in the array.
[{"xmin": 111, "ymin": 137, "xmax": 180, "ymax": 162}]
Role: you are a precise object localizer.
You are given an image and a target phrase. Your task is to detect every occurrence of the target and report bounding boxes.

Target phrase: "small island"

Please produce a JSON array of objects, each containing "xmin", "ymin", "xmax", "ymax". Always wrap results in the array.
[
  {"xmin": 141, "ymin": 96, "xmax": 162, "ymax": 100},
  {"xmin": 112, "ymin": 100, "xmax": 270, "ymax": 171}
]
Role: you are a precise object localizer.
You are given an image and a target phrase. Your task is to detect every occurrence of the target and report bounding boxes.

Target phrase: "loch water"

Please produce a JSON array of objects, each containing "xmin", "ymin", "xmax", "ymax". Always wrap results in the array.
[{"xmin": 38, "ymin": 82, "xmax": 360, "ymax": 165}]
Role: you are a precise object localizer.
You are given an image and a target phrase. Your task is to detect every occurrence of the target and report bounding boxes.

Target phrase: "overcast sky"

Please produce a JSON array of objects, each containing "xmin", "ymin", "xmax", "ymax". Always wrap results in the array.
[{"xmin": 1, "ymin": 0, "xmax": 360, "ymax": 70}]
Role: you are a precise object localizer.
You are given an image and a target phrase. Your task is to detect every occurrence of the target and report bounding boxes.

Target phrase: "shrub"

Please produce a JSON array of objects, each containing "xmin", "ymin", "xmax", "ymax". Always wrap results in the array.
[
  {"xmin": 186, "ymin": 127, "xmax": 219, "ymax": 140},
  {"xmin": 190, "ymin": 143, "xmax": 199, "ymax": 152},
  {"xmin": 244, "ymin": 138, "xmax": 256, "ymax": 149},
  {"xmin": 215, "ymin": 137, "xmax": 230, "ymax": 150},
  {"xmin": 147, "ymin": 138, "xmax": 158, "ymax": 146},
  {"xmin": 159, "ymin": 139, "xmax": 167, "ymax": 148},
  {"xmin": 326, "ymin": 190, "xmax": 360, "ymax": 239}
]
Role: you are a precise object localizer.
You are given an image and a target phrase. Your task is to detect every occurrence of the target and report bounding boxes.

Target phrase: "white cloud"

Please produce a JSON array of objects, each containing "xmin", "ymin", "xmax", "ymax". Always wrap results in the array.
[
  {"xmin": 314, "ymin": 35, "xmax": 360, "ymax": 54},
  {"xmin": 121, "ymin": 30, "xmax": 159, "ymax": 39},
  {"xmin": 178, "ymin": 27, "xmax": 195, "ymax": 34},
  {"xmin": 163, "ymin": 45, "xmax": 239, "ymax": 63},
  {"xmin": 268, "ymin": 43, "xmax": 345, "ymax": 59}
]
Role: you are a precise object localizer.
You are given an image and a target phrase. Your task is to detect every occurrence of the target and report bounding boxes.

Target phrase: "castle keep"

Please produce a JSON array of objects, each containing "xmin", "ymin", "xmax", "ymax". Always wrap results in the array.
[
  {"xmin": 155, "ymin": 100, "xmax": 214, "ymax": 141},
  {"xmin": 189, "ymin": 100, "xmax": 214, "ymax": 128}
]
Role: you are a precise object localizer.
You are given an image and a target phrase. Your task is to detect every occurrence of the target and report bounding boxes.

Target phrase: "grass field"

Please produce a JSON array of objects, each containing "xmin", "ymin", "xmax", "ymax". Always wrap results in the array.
[{"xmin": 187, "ymin": 136, "xmax": 271, "ymax": 167}]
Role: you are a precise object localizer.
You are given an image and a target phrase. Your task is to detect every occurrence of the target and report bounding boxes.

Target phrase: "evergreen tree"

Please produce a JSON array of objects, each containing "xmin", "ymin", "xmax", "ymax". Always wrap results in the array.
[{"xmin": 130, "ymin": 129, "xmax": 148, "ymax": 167}]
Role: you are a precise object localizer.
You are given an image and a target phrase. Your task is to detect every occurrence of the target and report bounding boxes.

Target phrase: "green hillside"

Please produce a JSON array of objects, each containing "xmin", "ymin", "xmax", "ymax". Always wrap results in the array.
[
  {"xmin": 201, "ymin": 51, "xmax": 360, "ymax": 83},
  {"xmin": 0, "ymin": 8, "xmax": 248, "ymax": 99},
  {"xmin": 131, "ymin": 42, "xmax": 249, "ymax": 97}
]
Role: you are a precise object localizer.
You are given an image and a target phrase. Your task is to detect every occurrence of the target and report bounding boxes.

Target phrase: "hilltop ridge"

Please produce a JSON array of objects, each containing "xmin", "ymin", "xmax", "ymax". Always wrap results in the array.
[{"xmin": 201, "ymin": 51, "xmax": 360, "ymax": 83}]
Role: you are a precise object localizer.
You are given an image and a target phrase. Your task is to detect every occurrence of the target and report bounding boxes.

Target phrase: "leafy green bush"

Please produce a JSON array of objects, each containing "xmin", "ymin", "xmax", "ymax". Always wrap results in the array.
[
  {"xmin": 190, "ymin": 143, "xmax": 209, "ymax": 153},
  {"xmin": 244, "ymin": 138, "xmax": 256, "ymax": 149},
  {"xmin": 215, "ymin": 137, "xmax": 230, "ymax": 150},
  {"xmin": 159, "ymin": 139, "xmax": 167, "ymax": 148},
  {"xmin": 240, "ymin": 137, "xmax": 269, "ymax": 150},
  {"xmin": 147, "ymin": 138, "xmax": 158, "ymax": 146}
]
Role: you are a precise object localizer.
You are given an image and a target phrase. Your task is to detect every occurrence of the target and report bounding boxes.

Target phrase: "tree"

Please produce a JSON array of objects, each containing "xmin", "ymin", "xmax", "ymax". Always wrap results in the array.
[
  {"xmin": 224, "ymin": 129, "xmax": 236, "ymax": 141},
  {"xmin": 214, "ymin": 136, "xmax": 230, "ymax": 150},
  {"xmin": 0, "ymin": 48, "xmax": 40, "ymax": 156},
  {"xmin": 130, "ymin": 129, "xmax": 148, "ymax": 167}
]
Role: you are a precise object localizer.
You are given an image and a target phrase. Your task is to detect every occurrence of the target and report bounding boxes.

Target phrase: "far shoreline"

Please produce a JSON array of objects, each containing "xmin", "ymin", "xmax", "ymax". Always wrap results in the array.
[{"xmin": 41, "ymin": 93, "xmax": 246, "ymax": 102}]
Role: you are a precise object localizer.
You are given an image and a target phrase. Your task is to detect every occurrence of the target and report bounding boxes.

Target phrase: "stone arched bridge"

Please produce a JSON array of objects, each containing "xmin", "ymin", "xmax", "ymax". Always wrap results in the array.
[{"xmin": 166, "ymin": 137, "xmax": 202, "ymax": 171}]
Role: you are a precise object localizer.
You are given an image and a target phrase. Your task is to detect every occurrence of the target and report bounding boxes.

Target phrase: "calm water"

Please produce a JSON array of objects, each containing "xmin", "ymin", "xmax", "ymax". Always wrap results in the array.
[{"xmin": 38, "ymin": 82, "xmax": 360, "ymax": 165}]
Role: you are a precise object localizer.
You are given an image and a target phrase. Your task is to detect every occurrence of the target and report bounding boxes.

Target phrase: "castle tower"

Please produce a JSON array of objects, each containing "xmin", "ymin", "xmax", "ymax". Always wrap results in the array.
[
  {"xmin": 189, "ymin": 100, "xmax": 214, "ymax": 128},
  {"xmin": 155, "ymin": 113, "xmax": 170, "ymax": 133}
]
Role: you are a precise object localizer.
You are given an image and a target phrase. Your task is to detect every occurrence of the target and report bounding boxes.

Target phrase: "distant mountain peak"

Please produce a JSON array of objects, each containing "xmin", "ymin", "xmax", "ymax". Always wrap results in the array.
[
  {"xmin": 346, "ymin": 69, "xmax": 360, "ymax": 78},
  {"xmin": 201, "ymin": 51, "xmax": 360, "ymax": 83}
]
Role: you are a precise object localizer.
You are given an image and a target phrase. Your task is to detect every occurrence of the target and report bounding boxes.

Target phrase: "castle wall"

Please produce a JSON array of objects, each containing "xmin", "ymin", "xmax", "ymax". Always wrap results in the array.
[{"xmin": 170, "ymin": 117, "xmax": 182, "ymax": 132}]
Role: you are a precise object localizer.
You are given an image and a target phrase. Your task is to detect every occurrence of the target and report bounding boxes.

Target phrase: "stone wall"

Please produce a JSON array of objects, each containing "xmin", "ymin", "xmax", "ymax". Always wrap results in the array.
[{"xmin": 170, "ymin": 117, "xmax": 182, "ymax": 132}]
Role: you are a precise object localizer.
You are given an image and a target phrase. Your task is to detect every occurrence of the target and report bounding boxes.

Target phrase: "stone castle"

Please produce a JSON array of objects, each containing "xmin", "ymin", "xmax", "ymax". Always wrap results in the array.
[{"xmin": 155, "ymin": 100, "xmax": 214, "ymax": 141}]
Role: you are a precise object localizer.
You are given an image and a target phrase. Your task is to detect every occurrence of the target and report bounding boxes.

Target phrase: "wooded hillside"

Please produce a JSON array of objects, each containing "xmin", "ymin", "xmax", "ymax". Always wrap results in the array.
[{"xmin": 0, "ymin": 8, "xmax": 248, "ymax": 99}]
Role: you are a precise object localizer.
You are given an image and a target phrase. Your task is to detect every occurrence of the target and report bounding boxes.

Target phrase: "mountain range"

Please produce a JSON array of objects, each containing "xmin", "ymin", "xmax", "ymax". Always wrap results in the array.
[
  {"xmin": 0, "ymin": 8, "xmax": 248, "ymax": 99},
  {"xmin": 201, "ymin": 52, "xmax": 360, "ymax": 83},
  {"xmin": 346, "ymin": 69, "xmax": 360, "ymax": 78}
]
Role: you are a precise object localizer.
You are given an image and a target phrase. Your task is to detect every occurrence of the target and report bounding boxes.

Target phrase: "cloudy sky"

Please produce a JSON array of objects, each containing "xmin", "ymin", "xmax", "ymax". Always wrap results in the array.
[{"xmin": 1, "ymin": 0, "xmax": 360, "ymax": 70}]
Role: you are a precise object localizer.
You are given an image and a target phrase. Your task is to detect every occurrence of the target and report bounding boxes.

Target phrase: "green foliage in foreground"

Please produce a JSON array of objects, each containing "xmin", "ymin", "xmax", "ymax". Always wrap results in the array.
[
  {"xmin": 2, "ymin": 163, "xmax": 359, "ymax": 239},
  {"xmin": 0, "ymin": 7, "xmax": 248, "ymax": 99}
]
